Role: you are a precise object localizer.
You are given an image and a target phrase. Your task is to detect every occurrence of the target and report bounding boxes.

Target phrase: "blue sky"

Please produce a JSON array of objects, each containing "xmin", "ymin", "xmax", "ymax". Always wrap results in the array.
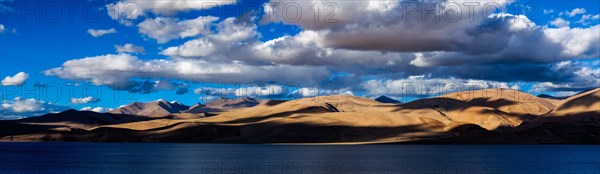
[{"xmin": 0, "ymin": 0, "xmax": 598, "ymax": 118}]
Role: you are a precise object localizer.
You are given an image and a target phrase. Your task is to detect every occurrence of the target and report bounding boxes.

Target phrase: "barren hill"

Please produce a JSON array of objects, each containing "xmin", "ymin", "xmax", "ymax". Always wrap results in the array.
[
  {"xmin": 109, "ymin": 100, "xmax": 190, "ymax": 117},
  {"xmin": 184, "ymin": 97, "xmax": 259, "ymax": 114},
  {"xmin": 1, "ymin": 88, "xmax": 597, "ymax": 144},
  {"xmin": 80, "ymin": 95, "xmax": 450, "ymax": 143},
  {"xmin": 442, "ymin": 89, "xmax": 555, "ymax": 115},
  {"xmin": 514, "ymin": 88, "xmax": 600, "ymax": 143},
  {"xmin": 524, "ymin": 88, "xmax": 600, "ymax": 126},
  {"xmin": 394, "ymin": 89, "xmax": 556, "ymax": 130}
]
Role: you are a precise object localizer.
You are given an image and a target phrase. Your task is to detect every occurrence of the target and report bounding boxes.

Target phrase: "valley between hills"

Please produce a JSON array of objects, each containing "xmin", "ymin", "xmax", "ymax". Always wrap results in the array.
[{"xmin": 1, "ymin": 88, "xmax": 599, "ymax": 144}]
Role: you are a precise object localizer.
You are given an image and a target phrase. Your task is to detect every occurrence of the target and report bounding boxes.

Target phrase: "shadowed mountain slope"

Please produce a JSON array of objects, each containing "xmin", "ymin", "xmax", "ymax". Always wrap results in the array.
[
  {"xmin": 523, "ymin": 88, "xmax": 600, "ymax": 126},
  {"xmin": 17, "ymin": 109, "xmax": 157, "ymax": 129},
  {"xmin": 513, "ymin": 88, "xmax": 600, "ymax": 143},
  {"xmin": 109, "ymin": 100, "xmax": 190, "ymax": 117},
  {"xmin": 393, "ymin": 89, "xmax": 556, "ymax": 130},
  {"xmin": 374, "ymin": 96, "xmax": 401, "ymax": 103},
  {"xmin": 184, "ymin": 97, "xmax": 259, "ymax": 114}
]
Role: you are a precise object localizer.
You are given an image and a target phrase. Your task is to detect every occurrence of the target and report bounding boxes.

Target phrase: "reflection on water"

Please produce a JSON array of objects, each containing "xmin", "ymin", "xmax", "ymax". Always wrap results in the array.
[{"xmin": 0, "ymin": 143, "xmax": 599, "ymax": 174}]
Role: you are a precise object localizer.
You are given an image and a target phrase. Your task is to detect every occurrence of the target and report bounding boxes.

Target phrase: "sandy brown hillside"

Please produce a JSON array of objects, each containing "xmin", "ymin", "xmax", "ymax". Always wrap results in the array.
[
  {"xmin": 90, "ymin": 90, "xmax": 555, "ymax": 142},
  {"xmin": 205, "ymin": 95, "xmax": 380, "ymax": 118},
  {"xmin": 1, "ymin": 88, "xmax": 596, "ymax": 144},
  {"xmin": 200, "ymin": 95, "xmax": 408, "ymax": 125},
  {"xmin": 537, "ymin": 94, "xmax": 567, "ymax": 106},
  {"xmin": 525, "ymin": 88, "xmax": 600, "ymax": 125},
  {"xmin": 102, "ymin": 95, "xmax": 435, "ymax": 130},
  {"xmin": 395, "ymin": 89, "xmax": 555, "ymax": 130},
  {"xmin": 554, "ymin": 88, "xmax": 600, "ymax": 113},
  {"xmin": 205, "ymin": 97, "xmax": 259, "ymax": 110},
  {"xmin": 94, "ymin": 89, "xmax": 558, "ymax": 140},
  {"xmin": 442, "ymin": 89, "xmax": 555, "ymax": 115},
  {"xmin": 81, "ymin": 95, "xmax": 450, "ymax": 143},
  {"xmin": 513, "ymin": 88, "xmax": 600, "ymax": 143},
  {"xmin": 183, "ymin": 97, "xmax": 259, "ymax": 114}
]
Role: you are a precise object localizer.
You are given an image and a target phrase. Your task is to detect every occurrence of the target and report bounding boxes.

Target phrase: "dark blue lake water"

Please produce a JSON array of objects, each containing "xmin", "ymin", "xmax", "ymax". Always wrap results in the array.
[{"xmin": 0, "ymin": 143, "xmax": 598, "ymax": 174}]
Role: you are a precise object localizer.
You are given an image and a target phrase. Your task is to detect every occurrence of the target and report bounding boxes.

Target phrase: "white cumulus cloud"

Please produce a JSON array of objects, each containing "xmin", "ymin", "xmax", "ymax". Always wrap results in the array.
[
  {"xmin": 107, "ymin": 0, "xmax": 235, "ymax": 24},
  {"xmin": 81, "ymin": 107, "xmax": 112, "ymax": 113},
  {"xmin": 534, "ymin": 60, "xmax": 600, "ymax": 92},
  {"xmin": 234, "ymin": 85, "xmax": 284, "ymax": 97},
  {"xmin": 567, "ymin": 8, "xmax": 586, "ymax": 17},
  {"xmin": 544, "ymin": 25, "xmax": 600, "ymax": 58},
  {"xmin": 550, "ymin": 18, "xmax": 570, "ymax": 27},
  {"xmin": 44, "ymin": 1, "xmax": 600, "ymax": 96},
  {"xmin": 576, "ymin": 14, "xmax": 600, "ymax": 25},
  {"xmin": 87, "ymin": 28, "xmax": 117, "ymax": 37},
  {"xmin": 1, "ymin": 72, "xmax": 29, "ymax": 86},
  {"xmin": 362, "ymin": 77, "xmax": 511, "ymax": 96},
  {"xmin": 115, "ymin": 43, "xmax": 145, "ymax": 54},
  {"xmin": 0, "ymin": 97, "xmax": 70, "ymax": 120},
  {"xmin": 44, "ymin": 53, "xmax": 331, "ymax": 90},
  {"xmin": 291, "ymin": 87, "xmax": 354, "ymax": 97},
  {"xmin": 138, "ymin": 16, "xmax": 218, "ymax": 43},
  {"xmin": 70, "ymin": 96, "xmax": 101, "ymax": 104}
]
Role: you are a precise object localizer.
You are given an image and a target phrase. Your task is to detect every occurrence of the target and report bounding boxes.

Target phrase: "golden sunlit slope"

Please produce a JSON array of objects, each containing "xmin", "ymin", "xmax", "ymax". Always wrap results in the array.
[
  {"xmin": 92, "ymin": 95, "xmax": 450, "ymax": 143},
  {"xmin": 398, "ymin": 89, "xmax": 556, "ymax": 130},
  {"xmin": 537, "ymin": 94, "xmax": 566, "ymax": 107},
  {"xmin": 442, "ymin": 88, "xmax": 555, "ymax": 115},
  {"xmin": 513, "ymin": 88, "xmax": 600, "ymax": 143},
  {"xmin": 553, "ymin": 88, "xmax": 600, "ymax": 114},
  {"xmin": 197, "ymin": 95, "xmax": 444, "ymax": 129},
  {"xmin": 96, "ymin": 90, "xmax": 547, "ymax": 142},
  {"xmin": 201, "ymin": 95, "xmax": 383, "ymax": 123},
  {"xmin": 98, "ymin": 96, "xmax": 355, "ymax": 131},
  {"xmin": 100, "ymin": 89, "xmax": 557, "ymax": 134},
  {"xmin": 526, "ymin": 88, "xmax": 600, "ymax": 125}
]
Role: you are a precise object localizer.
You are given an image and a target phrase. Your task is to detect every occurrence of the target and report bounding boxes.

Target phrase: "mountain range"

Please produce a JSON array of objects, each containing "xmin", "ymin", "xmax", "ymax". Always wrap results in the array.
[
  {"xmin": 374, "ymin": 95, "xmax": 401, "ymax": 103},
  {"xmin": 1, "ymin": 88, "xmax": 598, "ymax": 144},
  {"xmin": 107, "ymin": 97, "xmax": 260, "ymax": 119}
]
